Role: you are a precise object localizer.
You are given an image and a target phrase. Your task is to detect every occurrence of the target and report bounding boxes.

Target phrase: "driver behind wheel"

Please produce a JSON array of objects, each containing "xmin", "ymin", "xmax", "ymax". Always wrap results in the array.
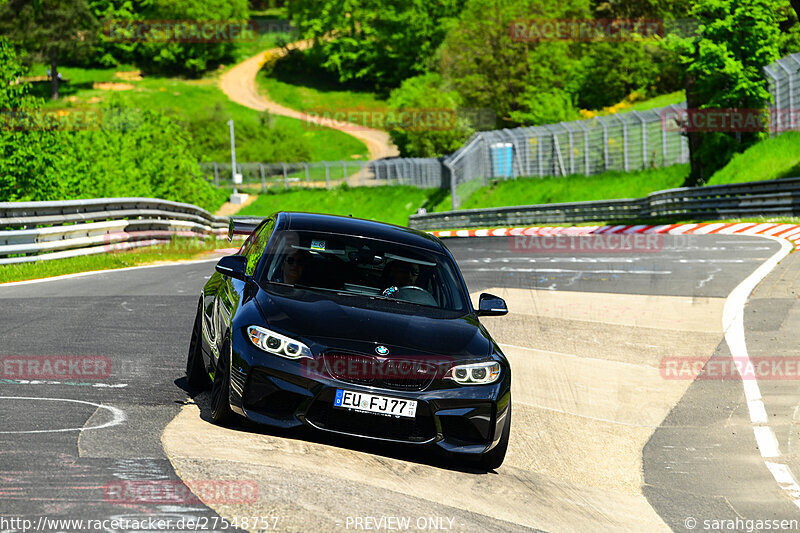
[{"xmin": 382, "ymin": 260, "xmax": 420, "ymax": 293}]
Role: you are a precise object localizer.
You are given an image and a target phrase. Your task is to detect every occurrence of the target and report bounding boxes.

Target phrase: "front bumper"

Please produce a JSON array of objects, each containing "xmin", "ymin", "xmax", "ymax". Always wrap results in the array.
[{"xmin": 229, "ymin": 337, "xmax": 511, "ymax": 455}]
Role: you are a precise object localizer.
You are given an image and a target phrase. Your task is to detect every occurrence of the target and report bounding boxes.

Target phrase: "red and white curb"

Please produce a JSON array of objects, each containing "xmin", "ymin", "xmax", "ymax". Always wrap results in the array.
[{"xmin": 432, "ymin": 223, "xmax": 800, "ymax": 250}]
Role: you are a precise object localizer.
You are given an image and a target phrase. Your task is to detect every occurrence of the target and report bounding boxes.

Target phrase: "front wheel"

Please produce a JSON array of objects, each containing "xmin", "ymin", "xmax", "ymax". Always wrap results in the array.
[
  {"xmin": 476, "ymin": 401, "xmax": 511, "ymax": 471},
  {"xmin": 186, "ymin": 302, "xmax": 210, "ymax": 390},
  {"xmin": 210, "ymin": 340, "xmax": 237, "ymax": 426}
]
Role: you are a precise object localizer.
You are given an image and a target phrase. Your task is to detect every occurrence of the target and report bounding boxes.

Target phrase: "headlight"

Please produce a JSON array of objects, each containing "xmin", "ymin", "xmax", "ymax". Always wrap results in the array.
[
  {"xmin": 247, "ymin": 326, "xmax": 312, "ymax": 359},
  {"xmin": 445, "ymin": 361, "xmax": 501, "ymax": 385}
]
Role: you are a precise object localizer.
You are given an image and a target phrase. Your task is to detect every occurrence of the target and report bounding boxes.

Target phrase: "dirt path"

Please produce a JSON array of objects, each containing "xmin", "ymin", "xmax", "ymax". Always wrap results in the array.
[{"xmin": 219, "ymin": 40, "xmax": 398, "ymax": 161}]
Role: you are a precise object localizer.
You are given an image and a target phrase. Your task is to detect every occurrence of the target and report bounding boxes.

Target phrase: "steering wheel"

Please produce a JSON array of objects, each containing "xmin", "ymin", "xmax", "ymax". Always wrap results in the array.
[{"xmin": 382, "ymin": 285, "xmax": 437, "ymax": 306}]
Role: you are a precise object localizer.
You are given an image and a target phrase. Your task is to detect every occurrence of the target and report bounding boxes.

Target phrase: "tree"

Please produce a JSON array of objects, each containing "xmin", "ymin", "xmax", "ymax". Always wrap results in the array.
[
  {"xmin": 668, "ymin": 0, "xmax": 782, "ymax": 186},
  {"xmin": 0, "ymin": 0, "xmax": 98, "ymax": 99},
  {"xmin": 386, "ymin": 73, "xmax": 476, "ymax": 157},
  {"xmin": 289, "ymin": 0, "xmax": 463, "ymax": 88},
  {"xmin": 439, "ymin": 0, "xmax": 590, "ymax": 128},
  {"xmin": 0, "ymin": 37, "xmax": 63, "ymax": 201}
]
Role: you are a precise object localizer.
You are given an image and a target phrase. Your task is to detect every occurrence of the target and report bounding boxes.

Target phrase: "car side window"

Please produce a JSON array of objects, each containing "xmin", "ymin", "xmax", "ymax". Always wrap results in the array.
[{"xmin": 245, "ymin": 218, "xmax": 275, "ymax": 277}]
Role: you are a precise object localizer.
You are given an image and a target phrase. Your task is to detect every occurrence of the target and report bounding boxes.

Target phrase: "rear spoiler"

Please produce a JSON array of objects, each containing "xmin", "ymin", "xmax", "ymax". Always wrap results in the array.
[{"xmin": 227, "ymin": 216, "xmax": 266, "ymax": 242}]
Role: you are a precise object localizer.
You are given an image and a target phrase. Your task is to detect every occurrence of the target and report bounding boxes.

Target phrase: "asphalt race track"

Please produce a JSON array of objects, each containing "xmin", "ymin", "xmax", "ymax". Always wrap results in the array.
[{"xmin": 2, "ymin": 234, "xmax": 800, "ymax": 532}]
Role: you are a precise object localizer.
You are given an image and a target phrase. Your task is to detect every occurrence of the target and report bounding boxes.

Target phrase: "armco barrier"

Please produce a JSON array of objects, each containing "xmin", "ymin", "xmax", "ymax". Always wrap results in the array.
[
  {"xmin": 0, "ymin": 198, "xmax": 228, "ymax": 265},
  {"xmin": 408, "ymin": 177, "xmax": 800, "ymax": 231}
]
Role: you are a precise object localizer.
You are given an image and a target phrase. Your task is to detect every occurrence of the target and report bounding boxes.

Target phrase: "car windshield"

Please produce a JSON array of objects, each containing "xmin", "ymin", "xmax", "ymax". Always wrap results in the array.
[{"xmin": 260, "ymin": 230, "xmax": 468, "ymax": 312}]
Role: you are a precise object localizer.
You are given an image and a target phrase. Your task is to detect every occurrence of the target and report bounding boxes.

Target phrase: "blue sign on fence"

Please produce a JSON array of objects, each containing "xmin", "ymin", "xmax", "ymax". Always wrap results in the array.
[{"xmin": 491, "ymin": 143, "xmax": 513, "ymax": 177}]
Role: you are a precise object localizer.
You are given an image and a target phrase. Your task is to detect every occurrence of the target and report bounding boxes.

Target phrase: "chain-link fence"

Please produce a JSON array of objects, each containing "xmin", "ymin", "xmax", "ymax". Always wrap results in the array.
[
  {"xmin": 200, "ymin": 158, "xmax": 443, "ymax": 191},
  {"xmin": 765, "ymin": 53, "xmax": 800, "ymax": 133},
  {"xmin": 444, "ymin": 103, "xmax": 689, "ymax": 208},
  {"xmin": 206, "ymin": 53, "xmax": 800, "ymax": 210}
]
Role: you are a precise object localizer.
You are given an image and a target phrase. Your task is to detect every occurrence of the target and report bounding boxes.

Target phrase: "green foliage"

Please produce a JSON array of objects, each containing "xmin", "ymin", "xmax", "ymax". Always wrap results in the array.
[
  {"xmin": 181, "ymin": 103, "xmax": 312, "ymax": 163},
  {"xmin": 89, "ymin": 0, "xmax": 249, "ymax": 75},
  {"xmin": 50, "ymin": 102, "xmax": 227, "ymax": 211},
  {"xmin": 0, "ymin": 37, "xmax": 225, "ymax": 211},
  {"xmin": 576, "ymin": 42, "xmax": 662, "ymax": 110},
  {"xmin": 0, "ymin": 0, "xmax": 99, "ymax": 98},
  {"xmin": 667, "ymin": 0, "xmax": 783, "ymax": 184},
  {"xmin": 289, "ymin": 0, "xmax": 463, "ymax": 88},
  {"xmin": 0, "ymin": 38, "xmax": 63, "ymax": 201},
  {"xmin": 0, "ymin": 0, "xmax": 99, "ymax": 64},
  {"xmin": 439, "ymin": 0, "xmax": 589, "ymax": 127},
  {"xmin": 386, "ymin": 73, "xmax": 475, "ymax": 157}
]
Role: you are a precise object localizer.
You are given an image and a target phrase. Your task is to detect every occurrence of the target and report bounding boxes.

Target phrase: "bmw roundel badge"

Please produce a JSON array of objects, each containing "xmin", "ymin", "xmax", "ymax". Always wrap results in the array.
[{"xmin": 375, "ymin": 345, "xmax": 390, "ymax": 356}]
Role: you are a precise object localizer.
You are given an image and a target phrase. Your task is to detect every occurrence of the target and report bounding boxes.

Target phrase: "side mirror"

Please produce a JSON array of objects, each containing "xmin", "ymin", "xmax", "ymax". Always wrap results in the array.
[
  {"xmin": 475, "ymin": 293, "xmax": 508, "ymax": 317},
  {"xmin": 216, "ymin": 255, "xmax": 248, "ymax": 281}
]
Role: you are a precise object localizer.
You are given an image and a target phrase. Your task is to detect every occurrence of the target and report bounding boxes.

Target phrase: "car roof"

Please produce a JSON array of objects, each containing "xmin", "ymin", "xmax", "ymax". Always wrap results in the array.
[{"xmin": 275, "ymin": 212, "xmax": 444, "ymax": 253}]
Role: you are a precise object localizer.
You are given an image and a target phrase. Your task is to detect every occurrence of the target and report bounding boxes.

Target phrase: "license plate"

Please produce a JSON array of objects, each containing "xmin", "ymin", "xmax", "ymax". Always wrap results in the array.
[{"xmin": 333, "ymin": 389, "xmax": 417, "ymax": 418}]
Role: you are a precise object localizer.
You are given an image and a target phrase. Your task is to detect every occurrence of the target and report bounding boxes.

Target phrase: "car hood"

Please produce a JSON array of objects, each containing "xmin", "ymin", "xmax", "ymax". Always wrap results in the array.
[{"xmin": 255, "ymin": 287, "xmax": 491, "ymax": 358}]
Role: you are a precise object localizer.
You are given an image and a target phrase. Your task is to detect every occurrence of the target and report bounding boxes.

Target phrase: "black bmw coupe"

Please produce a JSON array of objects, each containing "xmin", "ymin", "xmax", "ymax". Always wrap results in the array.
[{"xmin": 186, "ymin": 212, "xmax": 512, "ymax": 469}]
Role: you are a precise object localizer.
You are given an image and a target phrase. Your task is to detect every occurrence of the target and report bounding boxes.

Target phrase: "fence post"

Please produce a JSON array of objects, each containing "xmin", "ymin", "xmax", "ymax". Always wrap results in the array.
[
  {"xmin": 632, "ymin": 110, "xmax": 647, "ymax": 169},
  {"xmin": 765, "ymin": 66, "xmax": 781, "ymax": 135},
  {"xmin": 447, "ymin": 161, "xmax": 458, "ymax": 211},
  {"xmin": 775, "ymin": 60, "xmax": 794, "ymax": 133},
  {"xmin": 661, "ymin": 109, "xmax": 668, "ymax": 165},
  {"xmin": 537, "ymin": 131, "xmax": 544, "ymax": 177},
  {"xmin": 303, "ymin": 162, "xmax": 310, "ymax": 187},
  {"xmin": 324, "ymin": 161, "xmax": 330, "ymax": 189},
  {"xmin": 599, "ymin": 117, "xmax": 609, "ymax": 171},
  {"xmin": 259, "ymin": 163, "xmax": 266, "ymax": 193},
  {"xmin": 787, "ymin": 55, "xmax": 800, "ymax": 131},
  {"xmin": 282, "ymin": 163, "xmax": 288, "ymax": 189},
  {"xmin": 342, "ymin": 160, "xmax": 348, "ymax": 186},
  {"xmin": 617, "ymin": 115, "xmax": 629, "ymax": 171},
  {"xmin": 213, "ymin": 162, "xmax": 219, "ymax": 188}
]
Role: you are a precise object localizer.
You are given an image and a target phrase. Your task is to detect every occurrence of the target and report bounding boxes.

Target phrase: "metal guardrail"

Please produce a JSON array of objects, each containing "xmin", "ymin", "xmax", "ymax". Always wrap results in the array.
[
  {"xmin": 408, "ymin": 177, "xmax": 800, "ymax": 231},
  {"xmin": 0, "ymin": 198, "xmax": 228, "ymax": 265}
]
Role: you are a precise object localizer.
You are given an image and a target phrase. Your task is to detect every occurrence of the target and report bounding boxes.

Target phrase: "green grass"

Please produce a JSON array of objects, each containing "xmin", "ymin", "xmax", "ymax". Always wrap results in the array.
[
  {"xmin": 237, "ymin": 185, "xmax": 445, "ymax": 226},
  {"xmin": 0, "ymin": 238, "xmax": 231, "ymax": 284},
  {"xmin": 433, "ymin": 164, "xmax": 689, "ymax": 211},
  {"xmin": 257, "ymin": 50, "xmax": 388, "ymax": 122},
  {"xmin": 26, "ymin": 64, "xmax": 139, "ymax": 84},
  {"xmin": 707, "ymin": 132, "xmax": 800, "ymax": 185},
  {"xmin": 626, "ymin": 91, "xmax": 684, "ymax": 112},
  {"xmin": 230, "ymin": 27, "xmax": 290, "ymax": 63},
  {"xmin": 34, "ymin": 66, "xmax": 369, "ymax": 163}
]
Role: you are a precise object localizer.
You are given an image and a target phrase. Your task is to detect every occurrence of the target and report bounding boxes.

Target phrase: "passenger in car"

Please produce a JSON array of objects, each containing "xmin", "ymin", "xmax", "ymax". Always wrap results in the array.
[{"xmin": 277, "ymin": 249, "xmax": 310, "ymax": 284}]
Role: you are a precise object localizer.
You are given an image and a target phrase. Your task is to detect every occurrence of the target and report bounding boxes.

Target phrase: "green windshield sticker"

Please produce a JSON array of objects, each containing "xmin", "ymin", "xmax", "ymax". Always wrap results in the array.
[{"xmin": 310, "ymin": 239, "xmax": 326, "ymax": 251}]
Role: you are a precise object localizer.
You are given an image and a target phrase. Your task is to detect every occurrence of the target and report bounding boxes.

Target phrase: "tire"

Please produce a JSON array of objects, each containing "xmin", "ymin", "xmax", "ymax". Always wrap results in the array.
[
  {"xmin": 477, "ymin": 401, "xmax": 511, "ymax": 471},
  {"xmin": 186, "ymin": 303, "xmax": 210, "ymax": 390},
  {"xmin": 210, "ymin": 339, "xmax": 237, "ymax": 426}
]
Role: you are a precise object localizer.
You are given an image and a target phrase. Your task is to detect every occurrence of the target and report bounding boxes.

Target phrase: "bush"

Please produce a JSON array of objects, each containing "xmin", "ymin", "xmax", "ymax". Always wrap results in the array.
[
  {"xmin": 90, "ymin": 0, "xmax": 249, "ymax": 75},
  {"xmin": 52, "ymin": 102, "xmax": 226, "ymax": 211},
  {"xmin": 386, "ymin": 73, "xmax": 475, "ymax": 157}
]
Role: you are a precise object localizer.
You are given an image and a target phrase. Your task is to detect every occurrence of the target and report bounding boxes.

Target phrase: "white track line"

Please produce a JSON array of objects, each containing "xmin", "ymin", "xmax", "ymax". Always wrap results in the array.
[
  {"xmin": 0, "ymin": 258, "xmax": 219, "ymax": 288},
  {"xmin": 722, "ymin": 234, "xmax": 799, "ymax": 507},
  {"xmin": 0, "ymin": 396, "xmax": 126, "ymax": 434}
]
